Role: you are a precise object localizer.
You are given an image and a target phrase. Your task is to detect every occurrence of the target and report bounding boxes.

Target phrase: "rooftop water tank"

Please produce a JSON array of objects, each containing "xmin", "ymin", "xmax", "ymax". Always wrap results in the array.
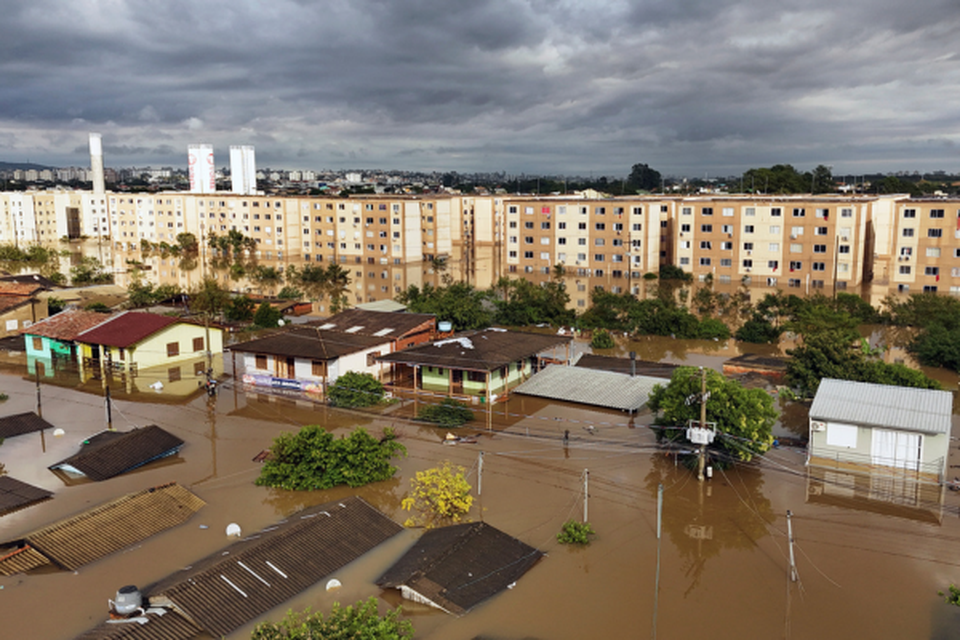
[
  {"xmin": 113, "ymin": 585, "xmax": 142, "ymax": 616},
  {"xmin": 438, "ymin": 321, "xmax": 453, "ymax": 332}
]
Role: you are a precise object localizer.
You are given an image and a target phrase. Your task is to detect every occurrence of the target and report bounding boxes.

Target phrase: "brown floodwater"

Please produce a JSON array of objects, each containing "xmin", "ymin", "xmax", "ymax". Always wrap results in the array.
[{"xmin": 2, "ymin": 337, "xmax": 960, "ymax": 640}]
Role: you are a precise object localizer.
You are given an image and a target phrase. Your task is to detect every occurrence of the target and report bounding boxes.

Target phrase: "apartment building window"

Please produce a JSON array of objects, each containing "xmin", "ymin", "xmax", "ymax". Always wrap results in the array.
[
  {"xmin": 769, "ymin": 225, "xmax": 781, "ymax": 234},
  {"xmin": 771, "ymin": 208, "xmax": 782, "ymax": 217},
  {"xmin": 700, "ymin": 257, "xmax": 712, "ymax": 266},
  {"xmin": 680, "ymin": 241, "xmax": 691, "ymax": 249},
  {"xmin": 815, "ymin": 227, "xmax": 828, "ymax": 236},
  {"xmin": 721, "ymin": 224, "xmax": 733, "ymax": 234},
  {"xmin": 839, "ymin": 245, "xmax": 850, "ymax": 254},
  {"xmin": 580, "ymin": 206, "xmax": 589, "ymax": 215},
  {"xmin": 722, "ymin": 208, "xmax": 734, "ymax": 217},
  {"xmin": 929, "ymin": 229, "xmax": 943, "ymax": 238},
  {"xmin": 813, "ymin": 244, "xmax": 827, "ymax": 253},
  {"xmin": 541, "ymin": 222, "xmax": 551, "ymax": 230},
  {"xmin": 744, "ymin": 242, "xmax": 754, "ymax": 251},
  {"xmin": 902, "ymin": 228, "xmax": 914, "ymax": 237},
  {"xmin": 815, "ymin": 209, "xmax": 829, "ymax": 219},
  {"xmin": 612, "ymin": 239, "xmax": 623, "ymax": 247},
  {"xmin": 558, "ymin": 238, "xmax": 567, "ymax": 245},
  {"xmin": 792, "ymin": 208, "xmax": 805, "ymax": 217},
  {"xmin": 614, "ymin": 223, "xmax": 623, "ymax": 231},
  {"xmin": 578, "ymin": 222, "xmax": 587, "ymax": 230},
  {"xmin": 682, "ymin": 207, "xmax": 692, "ymax": 215},
  {"xmin": 508, "ymin": 221, "xmax": 517, "ymax": 229},
  {"xmin": 524, "ymin": 236, "xmax": 533, "ymax": 244},
  {"xmin": 680, "ymin": 257, "xmax": 690, "ymax": 265},
  {"xmin": 701, "ymin": 207, "xmax": 713, "ymax": 216},
  {"xmin": 927, "ymin": 248, "xmax": 941, "ymax": 258},
  {"xmin": 745, "ymin": 207, "xmax": 756, "ymax": 217},
  {"xmin": 924, "ymin": 286, "xmax": 938, "ymax": 292},
  {"xmin": 540, "ymin": 237, "xmax": 550, "ymax": 245},
  {"xmin": 681, "ymin": 224, "xmax": 691, "ymax": 233},
  {"xmin": 558, "ymin": 206, "xmax": 567, "ymax": 215},
  {"xmin": 595, "ymin": 238, "xmax": 605, "ymax": 246},
  {"xmin": 508, "ymin": 250, "xmax": 517, "ymax": 258},
  {"xmin": 926, "ymin": 267, "xmax": 939, "ymax": 276},
  {"xmin": 769, "ymin": 243, "xmax": 780, "ymax": 252},
  {"xmin": 594, "ymin": 254, "xmax": 605, "ymax": 262},
  {"xmin": 841, "ymin": 208, "xmax": 853, "ymax": 218},
  {"xmin": 810, "ymin": 280, "xmax": 824, "ymax": 289},
  {"xmin": 789, "ymin": 261, "xmax": 802, "ymax": 271},
  {"xmin": 790, "ymin": 226, "xmax": 803, "ymax": 237},
  {"xmin": 900, "ymin": 266, "xmax": 912, "ymax": 275},
  {"xmin": 788, "ymin": 279, "xmax": 801, "ymax": 288},
  {"xmin": 631, "ymin": 239, "xmax": 642, "ymax": 248},
  {"xmin": 632, "ymin": 223, "xmax": 642, "ymax": 231},
  {"xmin": 768, "ymin": 260, "xmax": 779, "ymax": 270},
  {"xmin": 812, "ymin": 262, "xmax": 825, "ymax": 271},
  {"xmin": 595, "ymin": 207, "xmax": 606, "ymax": 215},
  {"xmin": 953, "ymin": 268, "xmax": 960, "ymax": 278},
  {"xmin": 701, "ymin": 224, "xmax": 713, "ymax": 233},
  {"xmin": 954, "ymin": 248, "xmax": 960, "ymax": 258},
  {"xmin": 633, "ymin": 207, "xmax": 642, "ymax": 215},
  {"xmin": 524, "ymin": 251, "xmax": 534, "ymax": 259},
  {"xmin": 595, "ymin": 223, "xmax": 605, "ymax": 230},
  {"xmin": 577, "ymin": 253, "xmax": 587, "ymax": 262},
  {"xmin": 578, "ymin": 238, "xmax": 587, "ymax": 245},
  {"xmin": 721, "ymin": 241, "xmax": 732, "ymax": 250},
  {"xmin": 744, "ymin": 225, "xmax": 754, "ymax": 233},
  {"xmin": 558, "ymin": 222, "xmax": 567, "ymax": 230},
  {"xmin": 524, "ymin": 221, "xmax": 534, "ymax": 229},
  {"xmin": 743, "ymin": 259, "xmax": 753, "ymax": 268},
  {"xmin": 700, "ymin": 241, "xmax": 712, "ymax": 249},
  {"xmin": 931, "ymin": 209, "xmax": 945, "ymax": 218},
  {"xmin": 540, "ymin": 252, "xmax": 550, "ymax": 260}
]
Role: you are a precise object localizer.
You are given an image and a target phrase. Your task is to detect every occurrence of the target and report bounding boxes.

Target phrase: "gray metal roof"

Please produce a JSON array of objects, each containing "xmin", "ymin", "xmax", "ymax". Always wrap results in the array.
[
  {"xmin": 513, "ymin": 364, "xmax": 662, "ymax": 411},
  {"xmin": 810, "ymin": 378, "xmax": 953, "ymax": 435}
]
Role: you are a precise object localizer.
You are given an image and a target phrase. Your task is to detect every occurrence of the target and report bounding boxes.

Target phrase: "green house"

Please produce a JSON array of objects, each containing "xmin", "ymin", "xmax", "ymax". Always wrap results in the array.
[{"xmin": 23, "ymin": 309, "xmax": 115, "ymax": 374}]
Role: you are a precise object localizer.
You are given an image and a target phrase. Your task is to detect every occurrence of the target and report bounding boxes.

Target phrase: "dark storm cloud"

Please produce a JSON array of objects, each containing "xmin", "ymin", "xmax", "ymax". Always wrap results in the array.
[{"xmin": 1, "ymin": 0, "xmax": 959, "ymax": 175}]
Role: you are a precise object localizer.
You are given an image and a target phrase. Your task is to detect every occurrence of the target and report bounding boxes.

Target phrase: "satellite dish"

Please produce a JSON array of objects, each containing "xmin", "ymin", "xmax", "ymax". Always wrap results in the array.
[
  {"xmin": 226, "ymin": 523, "xmax": 242, "ymax": 537},
  {"xmin": 53, "ymin": 428, "xmax": 65, "ymax": 437},
  {"xmin": 326, "ymin": 579, "xmax": 341, "ymax": 591}
]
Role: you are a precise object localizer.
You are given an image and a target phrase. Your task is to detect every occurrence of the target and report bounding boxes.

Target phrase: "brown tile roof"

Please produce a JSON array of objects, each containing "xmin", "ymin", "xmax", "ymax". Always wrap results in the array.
[
  {"xmin": 227, "ymin": 325, "xmax": 389, "ymax": 360},
  {"xmin": 145, "ymin": 495, "xmax": 401, "ymax": 638},
  {"xmin": 0, "ymin": 412, "xmax": 55, "ymax": 439},
  {"xmin": 0, "ymin": 476, "xmax": 53, "ymax": 515},
  {"xmin": 0, "ymin": 545, "xmax": 51, "ymax": 576},
  {"xmin": 76, "ymin": 311, "xmax": 180, "ymax": 348},
  {"xmin": 0, "ymin": 282, "xmax": 45, "ymax": 296},
  {"xmin": 377, "ymin": 328, "xmax": 572, "ymax": 372},
  {"xmin": 575, "ymin": 353, "xmax": 679, "ymax": 378},
  {"xmin": 23, "ymin": 309, "xmax": 114, "ymax": 341},
  {"xmin": 0, "ymin": 273, "xmax": 60, "ymax": 290},
  {"xmin": 74, "ymin": 610, "xmax": 201, "ymax": 640},
  {"xmin": 0, "ymin": 295, "xmax": 33, "ymax": 314},
  {"xmin": 307, "ymin": 309, "xmax": 435, "ymax": 339},
  {"xmin": 377, "ymin": 521, "xmax": 543, "ymax": 616},
  {"xmin": 0, "ymin": 482, "xmax": 204, "ymax": 572},
  {"xmin": 50, "ymin": 425, "xmax": 185, "ymax": 481}
]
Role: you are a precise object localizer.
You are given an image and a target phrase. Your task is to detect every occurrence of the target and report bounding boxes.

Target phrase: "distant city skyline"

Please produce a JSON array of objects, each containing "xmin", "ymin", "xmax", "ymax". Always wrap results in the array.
[{"xmin": 1, "ymin": 1, "xmax": 959, "ymax": 177}]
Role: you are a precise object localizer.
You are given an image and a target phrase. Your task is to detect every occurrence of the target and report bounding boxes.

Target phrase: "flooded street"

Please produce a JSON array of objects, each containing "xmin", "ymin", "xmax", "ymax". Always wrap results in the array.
[{"xmin": 1, "ymin": 352, "xmax": 960, "ymax": 640}]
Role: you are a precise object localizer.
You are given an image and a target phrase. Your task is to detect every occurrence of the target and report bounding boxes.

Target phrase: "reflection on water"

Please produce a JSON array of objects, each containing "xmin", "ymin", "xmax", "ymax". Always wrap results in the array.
[{"xmin": 806, "ymin": 466, "xmax": 946, "ymax": 525}]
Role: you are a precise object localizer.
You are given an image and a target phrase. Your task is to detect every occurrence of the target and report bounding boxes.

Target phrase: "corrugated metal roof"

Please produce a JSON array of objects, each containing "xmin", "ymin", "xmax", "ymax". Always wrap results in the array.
[
  {"xmin": 74, "ymin": 610, "xmax": 201, "ymax": 640},
  {"xmin": 1, "ymin": 483, "xmax": 205, "ymax": 572},
  {"xmin": 0, "ymin": 545, "xmax": 51, "ymax": 576},
  {"xmin": 513, "ymin": 364, "xmax": 662, "ymax": 411},
  {"xmin": 0, "ymin": 476, "xmax": 53, "ymax": 515},
  {"xmin": 22, "ymin": 309, "xmax": 115, "ymax": 341},
  {"xmin": 810, "ymin": 378, "xmax": 953, "ymax": 435},
  {"xmin": 377, "ymin": 522, "xmax": 543, "ymax": 616},
  {"xmin": 306, "ymin": 308, "xmax": 434, "ymax": 338},
  {"xmin": 0, "ymin": 412, "xmax": 54, "ymax": 439},
  {"xmin": 145, "ymin": 495, "xmax": 402, "ymax": 638}
]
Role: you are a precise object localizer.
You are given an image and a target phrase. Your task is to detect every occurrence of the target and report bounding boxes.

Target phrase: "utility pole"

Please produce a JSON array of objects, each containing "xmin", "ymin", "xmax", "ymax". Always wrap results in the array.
[
  {"xmin": 698, "ymin": 367, "xmax": 707, "ymax": 482},
  {"xmin": 105, "ymin": 385, "xmax": 113, "ymax": 431},
  {"xmin": 786, "ymin": 510, "xmax": 797, "ymax": 582},
  {"xmin": 35, "ymin": 366, "xmax": 42, "ymax": 419},
  {"xmin": 653, "ymin": 482, "xmax": 663, "ymax": 640},
  {"xmin": 583, "ymin": 469, "xmax": 589, "ymax": 522},
  {"xmin": 478, "ymin": 451, "xmax": 484, "ymax": 496}
]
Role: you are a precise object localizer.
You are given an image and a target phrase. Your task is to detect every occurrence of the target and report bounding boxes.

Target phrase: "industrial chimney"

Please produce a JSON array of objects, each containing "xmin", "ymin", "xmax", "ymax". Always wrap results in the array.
[{"xmin": 89, "ymin": 133, "xmax": 105, "ymax": 195}]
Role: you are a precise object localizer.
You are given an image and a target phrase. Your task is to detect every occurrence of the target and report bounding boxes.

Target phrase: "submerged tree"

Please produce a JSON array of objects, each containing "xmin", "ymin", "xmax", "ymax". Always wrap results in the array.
[
  {"xmin": 402, "ymin": 461, "xmax": 473, "ymax": 528},
  {"xmin": 250, "ymin": 598, "xmax": 413, "ymax": 640}
]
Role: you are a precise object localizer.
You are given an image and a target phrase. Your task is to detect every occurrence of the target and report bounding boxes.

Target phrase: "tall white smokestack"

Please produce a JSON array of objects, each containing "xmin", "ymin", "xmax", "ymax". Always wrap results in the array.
[
  {"xmin": 89, "ymin": 133, "xmax": 105, "ymax": 194},
  {"xmin": 188, "ymin": 144, "xmax": 215, "ymax": 194},
  {"xmin": 230, "ymin": 145, "xmax": 256, "ymax": 195}
]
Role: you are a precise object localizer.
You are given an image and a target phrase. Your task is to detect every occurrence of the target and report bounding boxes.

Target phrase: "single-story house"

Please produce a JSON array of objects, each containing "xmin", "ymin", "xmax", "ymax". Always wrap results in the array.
[
  {"xmin": 0, "ymin": 282, "xmax": 47, "ymax": 338},
  {"xmin": 77, "ymin": 496, "xmax": 401, "ymax": 639},
  {"xmin": 376, "ymin": 328, "xmax": 572, "ymax": 401},
  {"xmin": 228, "ymin": 325, "xmax": 393, "ymax": 395},
  {"xmin": 49, "ymin": 425, "xmax": 184, "ymax": 482},
  {"xmin": 74, "ymin": 311, "xmax": 223, "ymax": 380},
  {"xmin": 807, "ymin": 378, "xmax": 952, "ymax": 481},
  {"xmin": 22, "ymin": 309, "xmax": 114, "ymax": 363},
  {"xmin": 377, "ymin": 521, "xmax": 544, "ymax": 616}
]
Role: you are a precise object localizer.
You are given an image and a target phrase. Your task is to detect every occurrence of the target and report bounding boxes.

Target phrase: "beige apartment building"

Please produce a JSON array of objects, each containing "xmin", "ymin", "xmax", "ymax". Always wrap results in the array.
[{"xmin": 5, "ymin": 188, "xmax": 960, "ymax": 308}]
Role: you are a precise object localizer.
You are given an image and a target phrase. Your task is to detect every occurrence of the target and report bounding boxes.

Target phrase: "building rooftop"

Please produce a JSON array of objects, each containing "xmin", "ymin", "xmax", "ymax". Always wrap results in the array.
[
  {"xmin": 514, "ymin": 364, "xmax": 663, "ymax": 412},
  {"xmin": 22, "ymin": 309, "xmax": 114, "ymax": 341},
  {"xmin": 377, "ymin": 328, "xmax": 571, "ymax": 372},
  {"xmin": 142, "ymin": 496, "xmax": 402, "ymax": 638},
  {"xmin": 0, "ymin": 477, "xmax": 53, "ymax": 516},
  {"xmin": 75, "ymin": 311, "xmax": 180, "ymax": 348},
  {"xmin": 0, "ymin": 482, "xmax": 204, "ymax": 574},
  {"xmin": 810, "ymin": 378, "xmax": 953, "ymax": 435},
  {"xmin": 0, "ymin": 282, "xmax": 45, "ymax": 297},
  {"xmin": 377, "ymin": 521, "xmax": 543, "ymax": 616},
  {"xmin": 0, "ymin": 412, "xmax": 55, "ymax": 439},
  {"xmin": 574, "ymin": 353, "xmax": 678, "ymax": 378},
  {"xmin": 227, "ymin": 325, "xmax": 389, "ymax": 360},
  {"xmin": 306, "ymin": 308, "xmax": 435, "ymax": 339},
  {"xmin": 49, "ymin": 425, "xmax": 184, "ymax": 481}
]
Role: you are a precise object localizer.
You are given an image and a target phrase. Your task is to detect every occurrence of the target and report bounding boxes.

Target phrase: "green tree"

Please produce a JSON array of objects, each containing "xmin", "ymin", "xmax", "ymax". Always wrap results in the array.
[
  {"xmin": 626, "ymin": 162, "xmax": 662, "ymax": 192},
  {"xmin": 648, "ymin": 367, "xmax": 777, "ymax": 462},
  {"xmin": 277, "ymin": 286, "xmax": 303, "ymax": 300},
  {"xmin": 255, "ymin": 426, "xmax": 405, "ymax": 491},
  {"xmin": 225, "ymin": 294, "xmax": 256, "ymax": 322},
  {"xmin": 251, "ymin": 265, "xmax": 283, "ymax": 296},
  {"xmin": 590, "ymin": 328, "xmax": 615, "ymax": 349},
  {"xmin": 401, "ymin": 461, "xmax": 474, "ymax": 528},
  {"xmin": 417, "ymin": 397, "xmax": 474, "ymax": 427},
  {"xmin": 557, "ymin": 520, "xmax": 595, "ymax": 545},
  {"xmin": 253, "ymin": 302, "xmax": 283, "ymax": 328},
  {"xmin": 492, "ymin": 276, "xmax": 574, "ymax": 327},
  {"xmin": 328, "ymin": 371, "xmax": 384, "ymax": 407},
  {"xmin": 189, "ymin": 277, "xmax": 231, "ymax": 320},
  {"xmin": 250, "ymin": 598, "xmax": 413, "ymax": 640},
  {"xmin": 397, "ymin": 281, "xmax": 492, "ymax": 330},
  {"xmin": 70, "ymin": 256, "xmax": 113, "ymax": 285},
  {"xmin": 176, "ymin": 232, "xmax": 198, "ymax": 252}
]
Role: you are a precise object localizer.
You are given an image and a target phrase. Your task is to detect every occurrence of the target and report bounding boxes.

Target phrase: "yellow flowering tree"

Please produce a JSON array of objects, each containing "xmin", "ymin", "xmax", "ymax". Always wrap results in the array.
[{"xmin": 401, "ymin": 461, "xmax": 474, "ymax": 528}]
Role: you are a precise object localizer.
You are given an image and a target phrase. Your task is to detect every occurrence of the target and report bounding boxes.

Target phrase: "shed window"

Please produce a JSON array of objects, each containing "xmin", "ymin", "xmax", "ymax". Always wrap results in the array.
[{"xmin": 825, "ymin": 422, "xmax": 858, "ymax": 448}]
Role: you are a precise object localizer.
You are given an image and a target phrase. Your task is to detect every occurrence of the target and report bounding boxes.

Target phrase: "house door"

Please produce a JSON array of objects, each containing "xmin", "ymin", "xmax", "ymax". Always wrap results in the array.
[
  {"xmin": 871, "ymin": 428, "xmax": 921, "ymax": 471},
  {"xmin": 451, "ymin": 370, "xmax": 463, "ymax": 393}
]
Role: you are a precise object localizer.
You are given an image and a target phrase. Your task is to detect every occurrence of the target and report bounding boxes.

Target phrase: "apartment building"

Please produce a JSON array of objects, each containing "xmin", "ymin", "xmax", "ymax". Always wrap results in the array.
[{"xmin": 886, "ymin": 200, "xmax": 960, "ymax": 294}]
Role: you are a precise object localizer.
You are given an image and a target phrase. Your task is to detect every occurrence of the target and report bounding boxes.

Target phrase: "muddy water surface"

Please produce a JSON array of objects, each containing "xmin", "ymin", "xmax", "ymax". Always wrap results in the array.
[{"xmin": 1, "ymin": 354, "xmax": 960, "ymax": 639}]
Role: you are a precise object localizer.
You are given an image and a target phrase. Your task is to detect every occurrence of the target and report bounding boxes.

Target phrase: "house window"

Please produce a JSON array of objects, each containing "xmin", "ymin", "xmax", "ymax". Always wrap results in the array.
[
  {"xmin": 168, "ymin": 366, "xmax": 181, "ymax": 382},
  {"xmin": 256, "ymin": 354, "xmax": 267, "ymax": 370},
  {"xmin": 32, "ymin": 336, "xmax": 42, "ymax": 351},
  {"xmin": 193, "ymin": 337, "xmax": 204, "ymax": 352},
  {"xmin": 312, "ymin": 360, "xmax": 327, "ymax": 377},
  {"xmin": 367, "ymin": 351, "xmax": 381, "ymax": 366},
  {"xmin": 166, "ymin": 342, "xmax": 179, "ymax": 357},
  {"xmin": 194, "ymin": 361, "xmax": 206, "ymax": 376}
]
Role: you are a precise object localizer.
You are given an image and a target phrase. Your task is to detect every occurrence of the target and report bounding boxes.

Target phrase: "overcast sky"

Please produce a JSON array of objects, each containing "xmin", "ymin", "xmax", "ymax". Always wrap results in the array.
[{"xmin": 1, "ymin": 0, "xmax": 959, "ymax": 177}]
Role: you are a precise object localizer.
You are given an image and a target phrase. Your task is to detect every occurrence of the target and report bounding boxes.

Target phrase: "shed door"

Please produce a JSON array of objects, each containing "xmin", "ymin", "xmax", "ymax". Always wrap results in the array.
[{"xmin": 871, "ymin": 428, "xmax": 921, "ymax": 472}]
